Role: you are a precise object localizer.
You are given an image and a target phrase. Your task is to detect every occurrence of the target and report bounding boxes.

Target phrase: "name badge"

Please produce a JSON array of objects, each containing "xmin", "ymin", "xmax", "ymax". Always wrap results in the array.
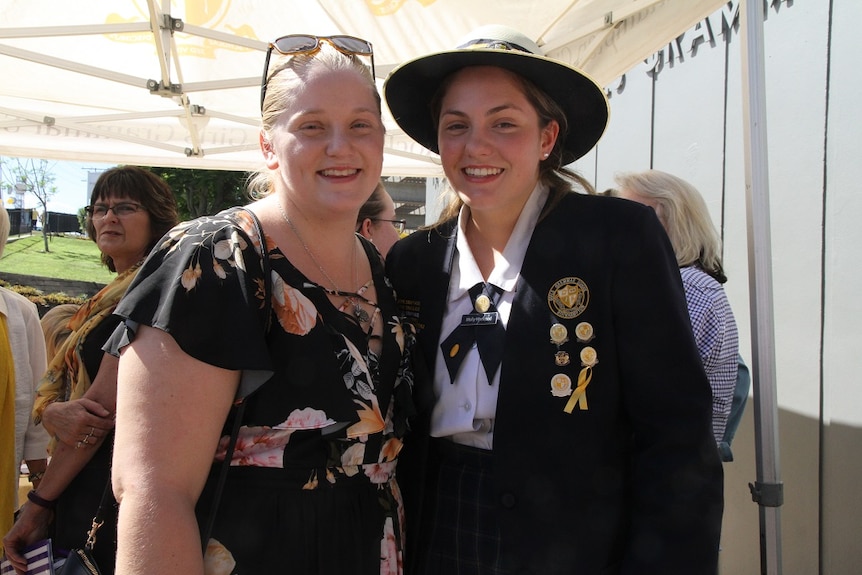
[{"xmin": 460, "ymin": 312, "xmax": 499, "ymax": 327}]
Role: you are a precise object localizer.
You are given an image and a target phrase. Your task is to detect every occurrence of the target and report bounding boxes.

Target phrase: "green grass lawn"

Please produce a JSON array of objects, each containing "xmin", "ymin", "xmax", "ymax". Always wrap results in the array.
[{"xmin": 1, "ymin": 234, "xmax": 116, "ymax": 284}]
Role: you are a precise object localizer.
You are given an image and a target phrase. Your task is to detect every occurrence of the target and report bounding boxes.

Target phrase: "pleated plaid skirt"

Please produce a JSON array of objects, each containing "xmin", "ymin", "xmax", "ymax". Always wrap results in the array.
[{"xmin": 423, "ymin": 439, "xmax": 510, "ymax": 575}]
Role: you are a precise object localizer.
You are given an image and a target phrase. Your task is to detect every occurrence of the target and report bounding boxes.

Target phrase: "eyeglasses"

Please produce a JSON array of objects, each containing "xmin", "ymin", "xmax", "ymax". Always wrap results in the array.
[
  {"xmin": 260, "ymin": 34, "xmax": 375, "ymax": 111},
  {"xmin": 85, "ymin": 202, "xmax": 143, "ymax": 219},
  {"xmin": 372, "ymin": 218, "xmax": 406, "ymax": 234}
]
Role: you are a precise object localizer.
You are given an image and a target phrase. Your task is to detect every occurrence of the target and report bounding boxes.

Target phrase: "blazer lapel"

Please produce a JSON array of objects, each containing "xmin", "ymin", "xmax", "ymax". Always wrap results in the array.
[{"xmin": 417, "ymin": 220, "xmax": 458, "ymax": 371}]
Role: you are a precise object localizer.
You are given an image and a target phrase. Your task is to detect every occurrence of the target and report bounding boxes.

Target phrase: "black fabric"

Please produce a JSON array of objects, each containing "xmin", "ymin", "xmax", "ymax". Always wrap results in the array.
[
  {"xmin": 194, "ymin": 466, "xmax": 389, "ymax": 574},
  {"xmin": 59, "ymin": 547, "xmax": 101, "ymax": 575},
  {"xmin": 387, "ymin": 192, "xmax": 724, "ymax": 575},
  {"xmin": 424, "ymin": 440, "xmax": 508, "ymax": 575},
  {"xmin": 111, "ymin": 208, "xmax": 415, "ymax": 574},
  {"xmin": 53, "ymin": 314, "xmax": 118, "ymax": 575},
  {"xmin": 60, "ymin": 480, "xmax": 114, "ymax": 575},
  {"xmin": 53, "ymin": 439, "xmax": 115, "ymax": 574},
  {"xmin": 439, "ymin": 282, "xmax": 505, "ymax": 384},
  {"xmin": 79, "ymin": 317, "xmax": 120, "ymax": 387},
  {"xmin": 112, "ymin": 210, "xmax": 273, "ymax": 377}
]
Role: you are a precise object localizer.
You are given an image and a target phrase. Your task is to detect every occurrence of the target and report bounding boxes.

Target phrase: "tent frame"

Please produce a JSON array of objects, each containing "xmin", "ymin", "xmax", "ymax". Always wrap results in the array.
[{"xmin": 740, "ymin": 0, "xmax": 784, "ymax": 572}]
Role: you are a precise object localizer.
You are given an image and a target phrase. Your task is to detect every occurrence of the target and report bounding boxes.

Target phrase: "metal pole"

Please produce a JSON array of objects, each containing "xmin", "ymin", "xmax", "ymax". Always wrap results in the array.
[{"xmin": 739, "ymin": 1, "xmax": 783, "ymax": 573}]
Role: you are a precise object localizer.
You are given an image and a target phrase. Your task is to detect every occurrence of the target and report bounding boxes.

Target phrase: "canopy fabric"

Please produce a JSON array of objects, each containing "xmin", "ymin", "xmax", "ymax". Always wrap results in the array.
[{"xmin": 0, "ymin": 0, "xmax": 726, "ymax": 176}]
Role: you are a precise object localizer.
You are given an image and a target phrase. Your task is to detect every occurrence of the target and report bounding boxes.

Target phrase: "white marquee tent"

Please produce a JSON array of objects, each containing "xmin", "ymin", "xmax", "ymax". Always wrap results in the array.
[{"xmin": 0, "ymin": 0, "xmax": 725, "ymax": 177}]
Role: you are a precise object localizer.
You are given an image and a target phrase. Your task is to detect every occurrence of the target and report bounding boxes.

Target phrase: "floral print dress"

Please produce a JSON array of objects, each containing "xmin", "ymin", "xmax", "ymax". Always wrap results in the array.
[{"xmin": 111, "ymin": 207, "xmax": 415, "ymax": 575}]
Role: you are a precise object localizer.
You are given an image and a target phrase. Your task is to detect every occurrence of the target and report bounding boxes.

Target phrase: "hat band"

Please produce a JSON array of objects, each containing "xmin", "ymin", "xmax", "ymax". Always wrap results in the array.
[{"xmin": 457, "ymin": 38, "xmax": 535, "ymax": 55}]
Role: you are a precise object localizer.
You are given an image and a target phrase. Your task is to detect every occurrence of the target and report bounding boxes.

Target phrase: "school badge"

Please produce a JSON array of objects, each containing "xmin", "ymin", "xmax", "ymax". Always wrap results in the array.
[{"xmin": 547, "ymin": 277, "xmax": 589, "ymax": 319}]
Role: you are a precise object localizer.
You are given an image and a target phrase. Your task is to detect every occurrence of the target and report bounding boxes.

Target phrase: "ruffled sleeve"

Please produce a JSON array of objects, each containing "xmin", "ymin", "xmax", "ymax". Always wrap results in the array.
[{"xmin": 108, "ymin": 207, "xmax": 273, "ymax": 398}]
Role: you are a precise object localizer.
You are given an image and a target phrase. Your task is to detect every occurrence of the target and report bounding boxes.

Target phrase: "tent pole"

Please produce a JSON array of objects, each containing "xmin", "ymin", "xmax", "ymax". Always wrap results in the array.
[{"xmin": 739, "ymin": 1, "xmax": 783, "ymax": 573}]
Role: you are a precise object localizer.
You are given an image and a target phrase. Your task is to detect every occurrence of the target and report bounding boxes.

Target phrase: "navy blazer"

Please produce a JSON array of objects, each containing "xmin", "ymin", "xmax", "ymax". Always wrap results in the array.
[{"xmin": 387, "ymin": 192, "xmax": 724, "ymax": 575}]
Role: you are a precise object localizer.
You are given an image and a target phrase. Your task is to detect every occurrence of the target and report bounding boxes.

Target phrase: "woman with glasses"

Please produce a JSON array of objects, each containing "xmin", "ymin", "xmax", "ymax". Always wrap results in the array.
[
  {"xmin": 383, "ymin": 25, "xmax": 723, "ymax": 574},
  {"xmin": 356, "ymin": 181, "xmax": 406, "ymax": 259},
  {"xmin": 3, "ymin": 166, "xmax": 178, "ymax": 574},
  {"xmin": 108, "ymin": 36, "xmax": 414, "ymax": 575}
]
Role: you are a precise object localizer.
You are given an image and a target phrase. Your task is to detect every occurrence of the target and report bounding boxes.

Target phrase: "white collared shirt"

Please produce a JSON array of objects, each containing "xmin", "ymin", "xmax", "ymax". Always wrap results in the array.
[{"xmin": 431, "ymin": 183, "xmax": 549, "ymax": 449}]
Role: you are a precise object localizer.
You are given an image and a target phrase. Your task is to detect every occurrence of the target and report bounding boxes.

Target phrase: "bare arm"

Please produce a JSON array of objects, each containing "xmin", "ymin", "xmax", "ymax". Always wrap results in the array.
[{"xmin": 113, "ymin": 325, "xmax": 238, "ymax": 575}]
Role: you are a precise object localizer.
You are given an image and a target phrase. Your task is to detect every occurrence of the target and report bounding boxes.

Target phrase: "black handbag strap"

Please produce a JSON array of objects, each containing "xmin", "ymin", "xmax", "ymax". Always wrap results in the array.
[
  {"xmin": 200, "ymin": 400, "xmax": 246, "ymax": 552},
  {"xmin": 83, "ymin": 404, "xmax": 250, "ymax": 555},
  {"xmin": 83, "ymin": 475, "xmax": 115, "ymax": 551},
  {"xmin": 200, "ymin": 207, "xmax": 272, "ymax": 552}
]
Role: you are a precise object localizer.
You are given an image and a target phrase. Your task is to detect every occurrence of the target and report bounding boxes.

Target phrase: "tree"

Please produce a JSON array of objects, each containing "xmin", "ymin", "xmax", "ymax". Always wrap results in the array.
[
  {"xmin": 77, "ymin": 206, "xmax": 87, "ymax": 235},
  {"xmin": 0, "ymin": 157, "xmax": 57, "ymax": 252},
  {"xmin": 149, "ymin": 167, "xmax": 250, "ymax": 220}
]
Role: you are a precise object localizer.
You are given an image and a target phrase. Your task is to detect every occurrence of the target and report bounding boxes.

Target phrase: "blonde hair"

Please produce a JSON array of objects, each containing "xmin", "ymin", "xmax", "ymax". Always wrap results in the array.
[
  {"xmin": 613, "ymin": 170, "xmax": 726, "ymax": 282},
  {"xmin": 40, "ymin": 303, "xmax": 80, "ymax": 360},
  {"xmin": 248, "ymin": 45, "xmax": 381, "ymax": 199}
]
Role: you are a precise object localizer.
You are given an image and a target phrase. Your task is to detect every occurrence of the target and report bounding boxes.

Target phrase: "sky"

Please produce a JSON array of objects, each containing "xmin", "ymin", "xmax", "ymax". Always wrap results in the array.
[{"xmin": 1, "ymin": 158, "xmax": 116, "ymax": 215}]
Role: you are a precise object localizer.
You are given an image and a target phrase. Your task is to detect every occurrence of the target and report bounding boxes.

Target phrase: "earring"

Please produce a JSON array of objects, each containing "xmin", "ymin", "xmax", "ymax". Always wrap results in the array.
[{"xmin": 542, "ymin": 152, "xmax": 550, "ymax": 159}]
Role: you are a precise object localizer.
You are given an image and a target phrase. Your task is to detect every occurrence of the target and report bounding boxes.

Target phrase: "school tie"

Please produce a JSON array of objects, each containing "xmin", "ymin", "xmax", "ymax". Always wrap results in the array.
[{"xmin": 440, "ymin": 282, "xmax": 506, "ymax": 384}]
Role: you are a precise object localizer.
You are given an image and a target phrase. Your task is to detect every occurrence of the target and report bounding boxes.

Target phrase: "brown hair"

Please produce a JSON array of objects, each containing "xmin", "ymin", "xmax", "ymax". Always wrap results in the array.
[
  {"xmin": 430, "ymin": 67, "xmax": 594, "ymax": 227},
  {"xmin": 85, "ymin": 166, "xmax": 179, "ymax": 272},
  {"xmin": 355, "ymin": 182, "xmax": 389, "ymax": 230}
]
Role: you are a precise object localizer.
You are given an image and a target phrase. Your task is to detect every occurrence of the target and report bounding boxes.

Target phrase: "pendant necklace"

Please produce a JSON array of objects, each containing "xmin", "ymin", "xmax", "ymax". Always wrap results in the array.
[{"xmin": 278, "ymin": 201, "xmax": 371, "ymax": 324}]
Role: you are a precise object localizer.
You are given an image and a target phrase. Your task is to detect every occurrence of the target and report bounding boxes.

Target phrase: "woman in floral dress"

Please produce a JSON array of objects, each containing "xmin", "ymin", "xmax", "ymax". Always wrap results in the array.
[{"xmin": 108, "ymin": 37, "xmax": 413, "ymax": 575}]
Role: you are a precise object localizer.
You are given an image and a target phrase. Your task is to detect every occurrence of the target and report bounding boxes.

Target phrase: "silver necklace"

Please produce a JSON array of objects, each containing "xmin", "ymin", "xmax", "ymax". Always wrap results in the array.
[{"xmin": 278, "ymin": 201, "xmax": 370, "ymax": 324}]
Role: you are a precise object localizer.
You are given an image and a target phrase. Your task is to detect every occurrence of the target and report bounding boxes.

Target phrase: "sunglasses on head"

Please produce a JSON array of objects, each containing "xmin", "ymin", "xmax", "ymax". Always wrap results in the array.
[
  {"xmin": 260, "ymin": 34, "xmax": 375, "ymax": 111},
  {"xmin": 458, "ymin": 38, "xmax": 534, "ymax": 54}
]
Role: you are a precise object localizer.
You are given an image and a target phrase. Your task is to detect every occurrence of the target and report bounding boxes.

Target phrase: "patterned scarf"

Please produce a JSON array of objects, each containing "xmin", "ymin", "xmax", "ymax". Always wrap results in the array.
[
  {"xmin": 33, "ymin": 264, "xmax": 142, "ymax": 436},
  {"xmin": 0, "ymin": 313, "xmax": 18, "ymax": 548}
]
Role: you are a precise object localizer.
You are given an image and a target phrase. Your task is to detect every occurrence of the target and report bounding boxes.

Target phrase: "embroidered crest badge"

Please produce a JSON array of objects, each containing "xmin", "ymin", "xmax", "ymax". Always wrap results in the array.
[{"xmin": 547, "ymin": 277, "xmax": 589, "ymax": 319}]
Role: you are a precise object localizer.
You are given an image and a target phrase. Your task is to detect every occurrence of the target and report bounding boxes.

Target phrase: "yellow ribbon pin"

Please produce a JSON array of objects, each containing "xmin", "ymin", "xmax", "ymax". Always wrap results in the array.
[{"xmin": 563, "ymin": 366, "xmax": 593, "ymax": 413}]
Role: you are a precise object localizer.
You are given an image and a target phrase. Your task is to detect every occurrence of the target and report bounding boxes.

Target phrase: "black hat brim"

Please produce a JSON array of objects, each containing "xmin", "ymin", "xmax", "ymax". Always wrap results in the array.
[{"xmin": 384, "ymin": 49, "xmax": 610, "ymax": 165}]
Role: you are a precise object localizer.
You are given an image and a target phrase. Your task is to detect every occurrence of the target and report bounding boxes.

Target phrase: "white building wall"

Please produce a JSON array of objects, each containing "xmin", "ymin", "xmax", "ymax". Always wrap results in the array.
[{"xmin": 820, "ymin": 1, "xmax": 862, "ymax": 572}]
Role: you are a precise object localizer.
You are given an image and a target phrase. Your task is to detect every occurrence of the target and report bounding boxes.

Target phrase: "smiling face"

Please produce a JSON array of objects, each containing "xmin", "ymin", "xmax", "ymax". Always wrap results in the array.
[
  {"xmin": 262, "ymin": 65, "xmax": 384, "ymax": 218},
  {"xmin": 436, "ymin": 66, "xmax": 558, "ymax": 221},
  {"xmin": 90, "ymin": 196, "xmax": 152, "ymax": 273}
]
